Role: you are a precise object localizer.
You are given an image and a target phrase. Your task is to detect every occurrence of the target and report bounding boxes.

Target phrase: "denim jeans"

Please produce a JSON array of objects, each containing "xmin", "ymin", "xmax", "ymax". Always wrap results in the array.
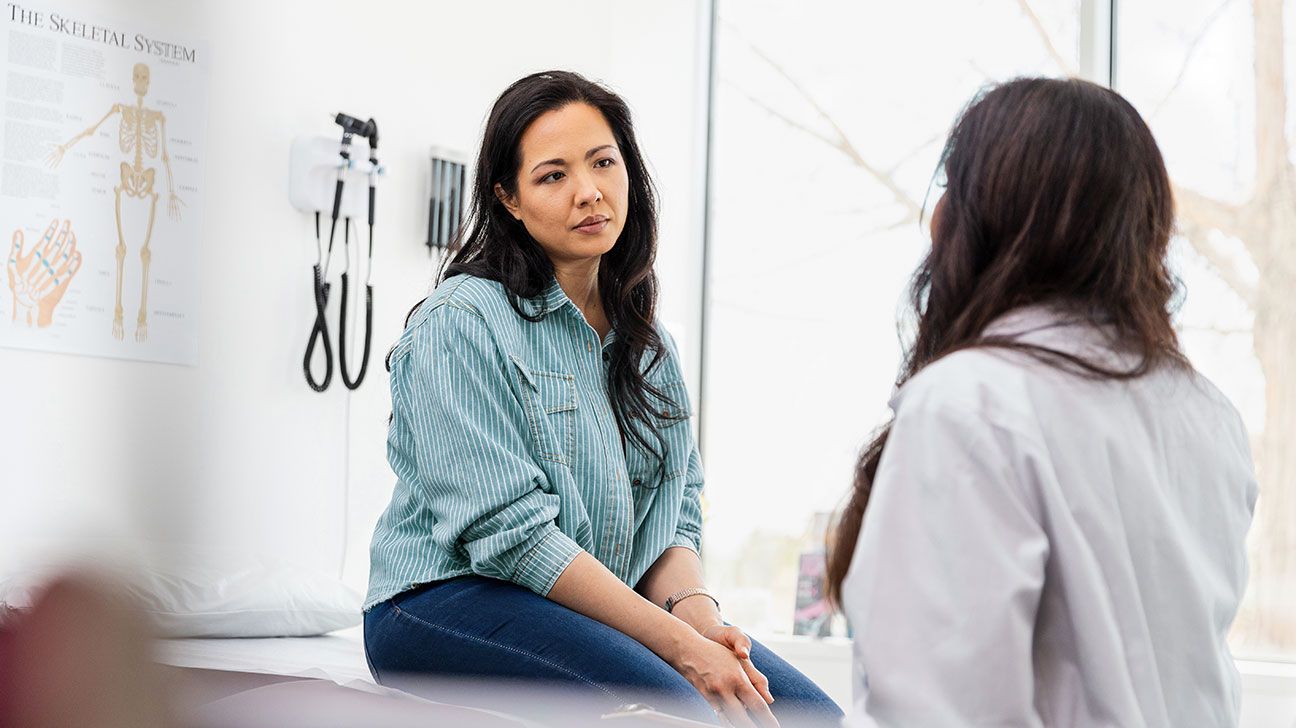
[{"xmin": 364, "ymin": 576, "xmax": 844, "ymax": 726}]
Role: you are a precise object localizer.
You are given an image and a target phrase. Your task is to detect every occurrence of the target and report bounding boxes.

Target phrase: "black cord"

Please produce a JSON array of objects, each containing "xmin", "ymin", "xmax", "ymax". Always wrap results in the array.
[
  {"xmin": 339, "ymin": 280, "xmax": 372, "ymax": 391},
  {"xmin": 340, "ymin": 217, "xmax": 373, "ymax": 390},
  {"xmin": 303, "ymin": 251, "xmax": 333, "ymax": 392},
  {"xmin": 306, "ymin": 139, "xmax": 348, "ymax": 392}
]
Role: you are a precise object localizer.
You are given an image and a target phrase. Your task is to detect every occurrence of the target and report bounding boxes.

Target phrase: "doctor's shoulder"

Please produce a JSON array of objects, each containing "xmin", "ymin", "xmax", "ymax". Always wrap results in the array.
[{"xmin": 889, "ymin": 346, "xmax": 1042, "ymax": 439}]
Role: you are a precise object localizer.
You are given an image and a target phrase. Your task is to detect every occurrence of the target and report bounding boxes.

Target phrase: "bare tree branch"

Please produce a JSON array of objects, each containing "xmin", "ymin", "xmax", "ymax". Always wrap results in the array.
[
  {"xmin": 1177, "ymin": 217, "xmax": 1258, "ymax": 307},
  {"xmin": 746, "ymin": 223, "xmax": 921, "ymax": 284},
  {"xmin": 1174, "ymin": 183, "xmax": 1250, "ymax": 238},
  {"xmin": 968, "ymin": 58, "xmax": 995, "ymax": 82},
  {"xmin": 1150, "ymin": 0, "xmax": 1240, "ymax": 117},
  {"xmin": 1017, "ymin": 0, "xmax": 1078, "ymax": 76},
  {"xmin": 728, "ymin": 36, "xmax": 925, "ymax": 223},
  {"xmin": 1172, "ymin": 183, "xmax": 1270, "ymax": 279},
  {"xmin": 724, "ymin": 82, "xmax": 844, "ymax": 154},
  {"xmin": 885, "ymin": 131, "xmax": 945, "ymax": 177},
  {"xmin": 732, "ymin": 82, "xmax": 924, "ymax": 227},
  {"xmin": 1180, "ymin": 323, "xmax": 1254, "ymax": 335}
]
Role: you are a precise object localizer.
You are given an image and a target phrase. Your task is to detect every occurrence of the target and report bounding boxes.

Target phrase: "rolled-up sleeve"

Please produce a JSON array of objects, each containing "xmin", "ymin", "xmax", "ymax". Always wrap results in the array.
[
  {"xmin": 669, "ymin": 442, "xmax": 704, "ymax": 553},
  {"xmin": 391, "ymin": 302, "xmax": 582, "ymax": 596},
  {"xmin": 655, "ymin": 327, "xmax": 704, "ymax": 554}
]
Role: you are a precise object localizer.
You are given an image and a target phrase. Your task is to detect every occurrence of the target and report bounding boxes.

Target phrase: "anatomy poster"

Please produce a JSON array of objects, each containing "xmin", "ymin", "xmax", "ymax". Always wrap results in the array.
[{"xmin": 0, "ymin": 3, "xmax": 206, "ymax": 364}]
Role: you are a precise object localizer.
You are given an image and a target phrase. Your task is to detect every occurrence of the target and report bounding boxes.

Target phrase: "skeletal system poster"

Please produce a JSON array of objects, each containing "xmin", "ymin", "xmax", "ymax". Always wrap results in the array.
[{"xmin": 1, "ymin": 3, "xmax": 206, "ymax": 364}]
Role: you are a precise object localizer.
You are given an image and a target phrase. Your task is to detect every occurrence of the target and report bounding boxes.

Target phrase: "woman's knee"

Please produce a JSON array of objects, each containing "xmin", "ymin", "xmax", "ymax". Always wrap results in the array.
[{"xmin": 748, "ymin": 639, "xmax": 844, "ymax": 723}]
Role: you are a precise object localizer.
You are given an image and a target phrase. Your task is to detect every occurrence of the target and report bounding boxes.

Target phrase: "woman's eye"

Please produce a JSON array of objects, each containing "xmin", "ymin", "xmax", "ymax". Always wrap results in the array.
[
  {"xmin": 595, "ymin": 158, "xmax": 615, "ymax": 169},
  {"xmin": 540, "ymin": 171, "xmax": 565, "ymax": 184}
]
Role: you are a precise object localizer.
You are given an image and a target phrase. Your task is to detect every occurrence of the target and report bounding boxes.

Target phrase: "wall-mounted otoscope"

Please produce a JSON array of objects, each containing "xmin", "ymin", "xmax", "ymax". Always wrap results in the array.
[
  {"xmin": 326, "ymin": 113, "xmax": 377, "ymax": 261},
  {"xmin": 289, "ymin": 112, "xmax": 386, "ymax": 393}
]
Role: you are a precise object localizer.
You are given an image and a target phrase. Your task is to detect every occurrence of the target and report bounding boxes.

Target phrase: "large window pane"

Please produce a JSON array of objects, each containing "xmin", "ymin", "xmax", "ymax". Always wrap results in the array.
[
  {"xmin": 1117, "ymin": 0, "xmax": 1296, "ymax": 660},
  {"xmin": 704, "ymin": 0, "xmax": 1083, "ymax": 636}
]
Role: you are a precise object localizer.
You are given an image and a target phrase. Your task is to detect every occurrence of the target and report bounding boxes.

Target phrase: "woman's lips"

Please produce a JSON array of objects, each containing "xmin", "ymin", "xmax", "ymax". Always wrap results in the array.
[{"xmin": 574, "ymin": 218, "xmax": 609, "ymax": 235}]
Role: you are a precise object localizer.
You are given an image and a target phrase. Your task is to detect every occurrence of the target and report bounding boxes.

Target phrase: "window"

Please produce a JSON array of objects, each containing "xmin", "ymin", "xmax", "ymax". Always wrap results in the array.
[
  {"xmin": 702, "ymin": 0, "xmax": 1295, "ymax": 662},
  {"xmin": 702, "ymin": 0, "xmax": 1084, "ymax": 636}
]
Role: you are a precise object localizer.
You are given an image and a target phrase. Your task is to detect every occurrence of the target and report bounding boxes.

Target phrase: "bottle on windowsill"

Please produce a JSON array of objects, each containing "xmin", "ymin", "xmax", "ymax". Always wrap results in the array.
[{"xmin": 793, "ymin": 512, "xmax": 833, "ymax": 638}]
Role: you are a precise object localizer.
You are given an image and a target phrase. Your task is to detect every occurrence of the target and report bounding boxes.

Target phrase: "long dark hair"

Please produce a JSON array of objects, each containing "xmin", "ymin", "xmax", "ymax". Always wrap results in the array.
[
  {"xmin": 393, "ymin": 70, "xmax": 676, "ymax": 477},
  {"xmin": 825, "ymin": 77, "xmax": 1188, "ymax": 604}
]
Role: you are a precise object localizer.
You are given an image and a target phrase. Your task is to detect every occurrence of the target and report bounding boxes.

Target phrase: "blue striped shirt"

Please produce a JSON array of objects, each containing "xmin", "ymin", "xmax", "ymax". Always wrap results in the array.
[{"xmin": 364, "ymin": 273, "xmax": 703, "ymax": 611}]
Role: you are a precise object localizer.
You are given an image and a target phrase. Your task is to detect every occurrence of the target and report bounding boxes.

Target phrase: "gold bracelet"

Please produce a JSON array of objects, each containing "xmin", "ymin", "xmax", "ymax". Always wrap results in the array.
[{"xmin": 663, "ymin": 587, "xmax": 720, "ymax": 614}]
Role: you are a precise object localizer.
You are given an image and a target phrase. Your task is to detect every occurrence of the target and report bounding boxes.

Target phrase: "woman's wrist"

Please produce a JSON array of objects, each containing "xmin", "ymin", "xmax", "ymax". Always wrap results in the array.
[
  {"xmin": 657, "ymin": 614, "xmax": 708, "ymax": 665},
  {"xmin": 670, "ymin": 595, "xmax": 725, "ymax": 634}
]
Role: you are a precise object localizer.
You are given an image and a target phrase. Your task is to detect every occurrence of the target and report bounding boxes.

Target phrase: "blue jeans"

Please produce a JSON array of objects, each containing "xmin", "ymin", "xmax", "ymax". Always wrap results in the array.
[{"xmin": 364, "ymin": 576, "xmax": 844, "ymax": 726}]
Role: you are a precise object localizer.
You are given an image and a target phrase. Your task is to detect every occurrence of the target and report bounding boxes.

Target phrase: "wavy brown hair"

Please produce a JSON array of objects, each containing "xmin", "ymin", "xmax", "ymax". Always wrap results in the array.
[{"xmin": 825, "ymin": 77, "xmax": 1188, "ymax": 604}]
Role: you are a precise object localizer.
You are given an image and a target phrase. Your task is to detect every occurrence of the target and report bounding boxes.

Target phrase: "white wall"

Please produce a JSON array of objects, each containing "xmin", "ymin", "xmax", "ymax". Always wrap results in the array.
[{"xmin": 0, "ymin": 0, "xmax": 709, "ymax": 593}]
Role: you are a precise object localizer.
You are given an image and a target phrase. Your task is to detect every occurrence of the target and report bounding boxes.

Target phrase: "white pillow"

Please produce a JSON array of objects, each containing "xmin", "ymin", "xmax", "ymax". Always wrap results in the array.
[
  {"xmin": 135, "ymin": 553, "xmax": 362, "ymax": 638},
  {"xmin": 0, "ymin": 547, "xmax": 361, "ymax": 638}
]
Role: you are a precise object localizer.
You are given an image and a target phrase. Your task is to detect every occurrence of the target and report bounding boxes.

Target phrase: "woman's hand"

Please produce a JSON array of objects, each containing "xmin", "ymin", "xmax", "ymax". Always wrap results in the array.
[
  {"xmin": 666, "ymin": 631, "xmax": 779, "ymax": 728},
  {"xmin": 700, "ymin": 624, "xmax": 775, "ymax": 706},
  {"xmin": 669, "ymin": 594, "xmax": 776, "ymax": 710}
]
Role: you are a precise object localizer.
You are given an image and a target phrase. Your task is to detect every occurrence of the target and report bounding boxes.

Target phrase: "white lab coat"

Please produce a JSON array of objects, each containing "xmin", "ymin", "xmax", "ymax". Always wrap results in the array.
[{"xmin": 842, "ymin": 306, "xmax": 1256, "ymax": 728}]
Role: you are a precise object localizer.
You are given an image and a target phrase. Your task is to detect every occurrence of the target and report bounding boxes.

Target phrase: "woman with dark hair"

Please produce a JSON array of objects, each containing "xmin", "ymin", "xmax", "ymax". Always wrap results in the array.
[
  {"xmin": 363, "ymin": 71, "xmax": 841, "ymax": 727},
  {"xmin": 830, "ymin": 77, "xmax": 1256, "ymax": 728}
]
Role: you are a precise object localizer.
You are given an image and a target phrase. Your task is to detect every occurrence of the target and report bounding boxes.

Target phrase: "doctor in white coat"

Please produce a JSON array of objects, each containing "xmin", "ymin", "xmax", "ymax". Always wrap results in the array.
[{"xmin": 827, "ymin": 78, "xmax": 1256, "ymax": 728}]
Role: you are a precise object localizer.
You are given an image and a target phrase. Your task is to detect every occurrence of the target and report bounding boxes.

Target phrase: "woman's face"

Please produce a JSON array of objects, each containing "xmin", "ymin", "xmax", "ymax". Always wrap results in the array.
[{"xmin": 496, "ymin": 102, "xmax": 629, "ymax": 267}]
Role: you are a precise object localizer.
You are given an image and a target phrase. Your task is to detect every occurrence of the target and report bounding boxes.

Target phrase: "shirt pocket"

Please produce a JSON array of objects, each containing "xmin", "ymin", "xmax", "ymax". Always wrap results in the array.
[
  {"xmin": 626, "ymin": 380, "xmax": 693, "ymax": 487},
  {"xmin": 510, "ymin": 355, "xmax": 578, "ymax": 466}
]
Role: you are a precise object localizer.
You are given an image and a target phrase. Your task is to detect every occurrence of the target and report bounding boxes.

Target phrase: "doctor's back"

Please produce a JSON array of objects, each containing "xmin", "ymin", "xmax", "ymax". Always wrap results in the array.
[{"xmin": 827, "ymin": 77, "xmax": 1258, "ymax": 728}]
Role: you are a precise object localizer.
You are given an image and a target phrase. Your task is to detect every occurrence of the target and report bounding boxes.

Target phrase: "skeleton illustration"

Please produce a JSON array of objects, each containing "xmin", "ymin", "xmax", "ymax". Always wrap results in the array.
[{"xmin": 47, "ymin": 63, "xmax": 183, "ymax": 342}]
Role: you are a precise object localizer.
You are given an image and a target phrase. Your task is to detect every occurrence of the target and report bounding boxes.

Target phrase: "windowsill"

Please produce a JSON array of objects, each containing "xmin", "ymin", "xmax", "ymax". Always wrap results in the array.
[
  {"xmin": 1235, "ymin": 658, "xmax": 1296, "ymax": 695},
  {"xmin": 755, "ymin": 633, "xmax": 1296, "ymax": 707},
  {"xmin": 752, "ymin": 632, "xmax": 852, "ymax": 657}
]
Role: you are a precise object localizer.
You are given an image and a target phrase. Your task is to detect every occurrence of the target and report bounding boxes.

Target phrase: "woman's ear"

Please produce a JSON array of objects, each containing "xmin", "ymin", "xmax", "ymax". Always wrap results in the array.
[{"xmin": 494, "ymin": 183, "xmax": 522, "ymax": 221}]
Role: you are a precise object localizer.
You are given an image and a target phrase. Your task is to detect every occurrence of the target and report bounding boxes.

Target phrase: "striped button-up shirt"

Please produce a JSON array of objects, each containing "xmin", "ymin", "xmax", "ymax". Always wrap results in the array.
[{"xmin": 364, "ymin": 273, "xmax": 703, "ymax": 610}]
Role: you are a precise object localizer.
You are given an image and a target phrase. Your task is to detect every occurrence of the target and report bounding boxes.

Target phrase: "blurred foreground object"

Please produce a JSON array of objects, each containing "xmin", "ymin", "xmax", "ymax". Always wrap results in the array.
[{"xmin": 0, "ymin": 571, "xmax": 174, "ymax": 728}]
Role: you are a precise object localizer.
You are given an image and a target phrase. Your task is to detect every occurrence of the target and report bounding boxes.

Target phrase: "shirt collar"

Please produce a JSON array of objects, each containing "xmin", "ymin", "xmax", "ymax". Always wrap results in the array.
[
  {"xmin": 516, "ymin": 276, "xmax": 576, "ymax": 318},
  {"xmin": 539, "ymin": 275, "xmax": 572, "ymax": 312},
  {"xmin": 981, "ymin": 302, "xmax": 1115, "ymax": 341},
  {"xmin": 887, "ymin": 302, "xmax": 1121, "ymax": 411},
  {"xmin": 982, "ymin": 303, "xmax": 1085, "ymax": 338},
  {"xmin": 526, "ymin": 277, "xmax": 617, "ymax": 345}
]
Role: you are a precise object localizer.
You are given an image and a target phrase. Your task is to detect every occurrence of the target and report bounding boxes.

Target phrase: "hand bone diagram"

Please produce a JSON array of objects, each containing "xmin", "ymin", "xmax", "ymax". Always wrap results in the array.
[{"xmin": 7, "ymin": 219, "xmax": 83, "ymax": 328}]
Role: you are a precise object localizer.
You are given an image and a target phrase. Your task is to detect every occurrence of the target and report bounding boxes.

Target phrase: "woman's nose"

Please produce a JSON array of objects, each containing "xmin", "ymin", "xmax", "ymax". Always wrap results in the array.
[{"xmin": 573, "ymin": 172, "xmax": 602, "ymax": 207}]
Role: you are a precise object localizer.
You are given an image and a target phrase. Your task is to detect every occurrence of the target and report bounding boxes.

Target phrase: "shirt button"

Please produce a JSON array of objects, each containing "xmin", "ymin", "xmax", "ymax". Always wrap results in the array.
[
  {"xmin": 632, "ymin": 478, "xmax": 642, "ymax": 486},
  {"xmin": 601, "ymin": 351, "xmax": 609, "ymax": 362}
]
